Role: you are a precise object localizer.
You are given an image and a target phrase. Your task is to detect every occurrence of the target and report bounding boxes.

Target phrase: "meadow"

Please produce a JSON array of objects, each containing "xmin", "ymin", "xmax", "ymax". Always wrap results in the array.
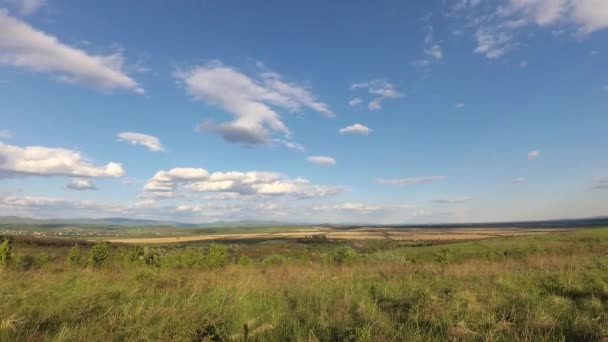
[{"xmin": 1, "ymin": 227, "xmax": 608, "ymax": 341}]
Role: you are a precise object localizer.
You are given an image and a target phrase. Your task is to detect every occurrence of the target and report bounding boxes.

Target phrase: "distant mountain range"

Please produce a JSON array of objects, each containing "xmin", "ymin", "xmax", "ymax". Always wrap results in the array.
[
  {"xmin": 0, "ymin": 216, "xmax": 293, "ymax": 228},
  {"xmin": 0, "ymin": 215, "xmax": 607, "ymax": 229}
]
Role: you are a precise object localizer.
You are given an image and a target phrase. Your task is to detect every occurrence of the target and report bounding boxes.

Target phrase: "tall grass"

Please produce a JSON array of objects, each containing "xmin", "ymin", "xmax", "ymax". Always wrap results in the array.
[{"xmin": 1, "ymin": 229, "xmax": 608, "ymax": 341}]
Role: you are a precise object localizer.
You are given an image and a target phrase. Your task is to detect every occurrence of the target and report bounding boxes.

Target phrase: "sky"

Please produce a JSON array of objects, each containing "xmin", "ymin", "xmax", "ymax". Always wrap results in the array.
[{"xmin": 0, "ymin": 0, "xmax": 607, "ymax": 224}]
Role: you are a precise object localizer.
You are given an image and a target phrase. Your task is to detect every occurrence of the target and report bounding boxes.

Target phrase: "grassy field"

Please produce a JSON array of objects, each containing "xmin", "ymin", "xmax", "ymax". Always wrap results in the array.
[{"xmin": 1, "ymin": 228, "xmax": 608, "ymax": 341}]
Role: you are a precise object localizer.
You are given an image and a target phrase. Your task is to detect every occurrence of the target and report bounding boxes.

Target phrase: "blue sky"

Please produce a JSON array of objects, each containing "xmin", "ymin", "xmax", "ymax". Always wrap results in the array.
[{"xmin": 0, "ymin": 0, "xmax": 607, "ymax": 223}]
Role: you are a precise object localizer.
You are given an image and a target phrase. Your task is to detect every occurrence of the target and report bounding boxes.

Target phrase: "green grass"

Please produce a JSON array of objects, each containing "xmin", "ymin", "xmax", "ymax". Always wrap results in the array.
[{"xmin": 1, "ymin": 228, "xmax": 608, "ymax": 341}]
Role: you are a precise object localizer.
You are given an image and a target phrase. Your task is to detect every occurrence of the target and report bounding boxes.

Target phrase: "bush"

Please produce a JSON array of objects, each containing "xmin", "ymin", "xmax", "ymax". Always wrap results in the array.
[
  {"xmin": 203, "ymin": 243, "xmax": 229, "ymax": 269},
  {"xmin": 330, "ymin": 245, "xmax": 358, "ymax": 264},
  {"xmin": 262, "ymin": 254, "xmax": 288, "ymax": 266},
  {"xmin": 89, "ymin": 243, "xmax": 110, "ymax": 267},
  {"xmin": 13, "ymin": 253, "xmax": 35, "ymax": 271},
  {"xmin": 68, "ymin": 244, "xmax": 84, "ymax": 266},
  {"xmin": 35, "ymin": 252, "xmax": 50, "ymax": 267},
  {"xmin": 237, "ymin": 254, "xmax": 251, "ymax": 266},
  {"xmin": 433, "ymin": 247, "xmax": 452, "ymax": 266},
  {"xmin": 0, "ymin": 239, "xmax": 12, "ymax": 266},
  {"xmin": 123, "ymin": 245, "xmax": 145, "ymax": 264}
]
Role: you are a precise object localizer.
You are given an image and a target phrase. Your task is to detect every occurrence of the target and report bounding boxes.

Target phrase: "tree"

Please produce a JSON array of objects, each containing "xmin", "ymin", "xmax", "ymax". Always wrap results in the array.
[
  {"xmin": 68, "ymin": 244, "xmax": 83, "ymax": 266},
  {"xmin": 0, "ymin": 239, "xmax": 12, "ymax": 266},
  {"xmin": 204, "ymin": 243, "xmax": 229, "ymax": 269},
  {"xmin": 89, "ymin": 243, "xmax": 110, "ymax": 267}
]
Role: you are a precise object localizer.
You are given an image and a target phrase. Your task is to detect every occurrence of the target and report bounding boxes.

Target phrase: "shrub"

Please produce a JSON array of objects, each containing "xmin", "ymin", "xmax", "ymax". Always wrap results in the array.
[
  {"xmin": 330, "ymin": 245, "xmax": 358, "ymax": 264},
  {"xmin": 13, "ymin": 253, "xmax": 35, "ymax": 271},
  {"xmin": 123, "ymin": 245, "xmax": 145, "ymax": 263},
  {"xmin": 68, "ymin": 244, "xmax": 84, "ymax": 266},
  {"xmin": 89, "ymin": 243, "xmax": 110, "ymax": 267},
  {"xmin": 35, "ymin": 252, "xmax": 50, "ymax": 267},
  {"xmin": 262, "ymin": 254, "xmax": 288, "ymax": 266},
  {"xmin": 433, "ymin": 247, "xmax": 452, "ymax": 266},
  {"xmin": 0, "ymin": 239, "xmax": 12, "ymax": 266},
  {"xmin": 203, "ymin": 243, "xmax": 229, "ymax": 269},
  {"xmin": 237, "ymin": 254, "xmax": 251, "ymax": 266}
]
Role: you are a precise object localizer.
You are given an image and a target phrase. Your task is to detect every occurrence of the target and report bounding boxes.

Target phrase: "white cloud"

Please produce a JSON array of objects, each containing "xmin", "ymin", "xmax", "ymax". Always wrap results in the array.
[
  {"xmin": 0, "ymin": 129, "xmax": 11, "ymax": 139},
  {"xmin": 423, "ymin": 27, "xmax": 443, "ymax": 60},
  {"xmin": 473, "ymin": 29, "xmax": 515, "ymax": 59},
  {"xmin": 273, "ymin": 139, "xmax": 305, "ymax": 152},
  {"xmin": 433, "ymin": 197, "xmax": 471, "ymax": 204},
  {"xmin": 117, "ymin": 131, "xmax": 164, "ymax": 152},
  {"xmin": 455, "ymin": 102, "xmax": 465, "ymax": 109},
  {"xmin": 175, "ymin": 61, "xmax": 332, "ymax": 145},
  {"xmin": 528, "ymin": 149, "xmax": 540, "ymax": 160},
  {"xmin": 411, "ymin": 59, "xmax": 431, "ymax": 68},
  {"xmin": 501, "ymin": 0, "xmax": 608, "ymax": 33},
  {"xmin": 514, "ymin": 176, "xmax": 526, "ymax": 183},
  {"xmin": 0, "ymin": 141, "xmax": 125, "ymax": 178},
  {"xmin": 348, "ymin": 97, "xmax": 363, "ymax": 107},
  {"xmin": 66, "ymin": 178, "xmax": 96, "ymax": 190},
  {"xmin": 350, "ymin": 80, "xmax": 404, "ymax": 111},
  {"xmin": 452, "ymin": 0, "xmax": 608, "ymax": 60},
  {"xmin": 8, "ymin": 0, "xmax": 46, "ymax": 15},
  {"xmin": 143, "ymin": 167, "xmax": 343, "ymax": 199},
  {"xmin": 520, "ymin": 60, "xmax": 528, "ymax": 68},
  {"xmin": 307, "ymin": 155, "xmax": 336, "ymax": 166},
  {"xmin": 377, "ymin": 176, "xmax": 444, "ymax": 186},
  {"xmin": 0, "ymin": 10, "xmax": 143, "ymax": 93},
  {"xmin": 339, "ymin": 123, "xmax": 371, "ymax": 136}
]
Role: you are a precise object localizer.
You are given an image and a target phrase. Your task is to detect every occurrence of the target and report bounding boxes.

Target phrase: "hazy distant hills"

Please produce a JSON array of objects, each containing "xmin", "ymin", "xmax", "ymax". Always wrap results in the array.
[
  {"xmin": 1, "ymin": 215, "xmax": 607, "ymax": 229},
  {"xmin": 0, "ymin": 216, "xmax": 292, "ymax": 228}
]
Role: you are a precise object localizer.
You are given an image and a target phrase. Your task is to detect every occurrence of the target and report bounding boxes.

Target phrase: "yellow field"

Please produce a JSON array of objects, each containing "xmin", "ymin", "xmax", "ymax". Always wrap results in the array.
[{"xmin": 105, "ymin": 227, "xmax": 573, "ymax": 244}]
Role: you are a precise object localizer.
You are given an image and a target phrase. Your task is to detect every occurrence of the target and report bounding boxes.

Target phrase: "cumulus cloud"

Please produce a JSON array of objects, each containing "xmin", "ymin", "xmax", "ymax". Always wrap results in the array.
[
  {"xmin": 350, "ymin": 80, "xmax": 404, "ymax": 111},
  {"xmin": 528, "ymin": 149, "xmax": 540, "ymax": 160},
  {"xmin": 0, "ymin": 10, "xmax": 143, "ymax": 93},
  {"xmin": 307, "ymin": 156, "xmax": 336, "ymax": 166},
  {"xmin": 0, "ymin": 141, "xmax": 125, "ymax": 178},
  {"xmin": 117, "ymin": 131, "xmax": 164, "ymax": 152},
  {"xmin": 0, "ymin": 129, "xmax": 11, "ymax": 139},
  {"xmin": 338, "ymin": 123, "xmax": 371, "ymax": 136},
  {"xmin": 377, "ymin": 176, "xmax": 444, "ymax": 186},
  {"xmin": 7, "ymin": 0, "xmax": 46, "ymax": 15},
  {"xmin": 66, "ymin": 178, "xmax": 96, "ymax": 190},
  {"xmin": 143, "ymin": 167, "xmax": 343, "ymax": 199},
  {"xmin": 175, "ymin": 61, "xmax": 332, "ymax": 146}
]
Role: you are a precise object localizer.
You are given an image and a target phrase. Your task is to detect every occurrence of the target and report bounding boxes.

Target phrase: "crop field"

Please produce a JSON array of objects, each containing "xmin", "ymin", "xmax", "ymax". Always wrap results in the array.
[{"xmin": 1, "ymin": 225, "xmax": 608, "ymax": 341}]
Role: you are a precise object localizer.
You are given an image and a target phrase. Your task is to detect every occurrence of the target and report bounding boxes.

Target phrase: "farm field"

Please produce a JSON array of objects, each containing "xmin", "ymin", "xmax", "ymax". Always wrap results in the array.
[
  {"xmin": 1, "ymin": 226, "xmax": 608, "ymax": 341},
  {"xmin": 103, "ymin": 226, "xmax": 571, "ymax": 244}
]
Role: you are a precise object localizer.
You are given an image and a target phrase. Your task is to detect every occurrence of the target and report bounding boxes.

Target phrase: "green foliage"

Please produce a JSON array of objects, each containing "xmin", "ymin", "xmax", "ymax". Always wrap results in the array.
[
  {"xmin": 237, "ymin": 254, "xmax": 251, "ymax": 266},
  {"xmin": 123, "ymin": 245, "xmax": 145, "ymax": 263},
  {"xmin": 202, "ymin": 243, "xmax": 229, "ymax": 269},
  {"xmin": 68, "ymin": 244, "xmax": 84, "ymax": 266},
  {"xmin": 1, "ymin": 228, "xmax": 608, "ymax": 340},
  {"xmin": 433, "ymin": 247, "xmax": 452, "ymax": 266},
  {"xmin": 35, "ymin": 252, "xmax": 50, "ymax": 267},
  {"xmin": 0, "ymin": 239, "xmax": 12, "ymax": 265},
  {"xmin": 329, "ymin": 245, "xmax": 358, "ymax": 264},
  {"xmin": 13, "ymin": 252, "xmax": 35, "ymax": 271},
  {"xmin": 88, "ymin": 243, "xmax": 110, "ymax": 267},
  {"xmin": 262, "ymin": 254, "xmax": 287, "ymax": 266}
]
